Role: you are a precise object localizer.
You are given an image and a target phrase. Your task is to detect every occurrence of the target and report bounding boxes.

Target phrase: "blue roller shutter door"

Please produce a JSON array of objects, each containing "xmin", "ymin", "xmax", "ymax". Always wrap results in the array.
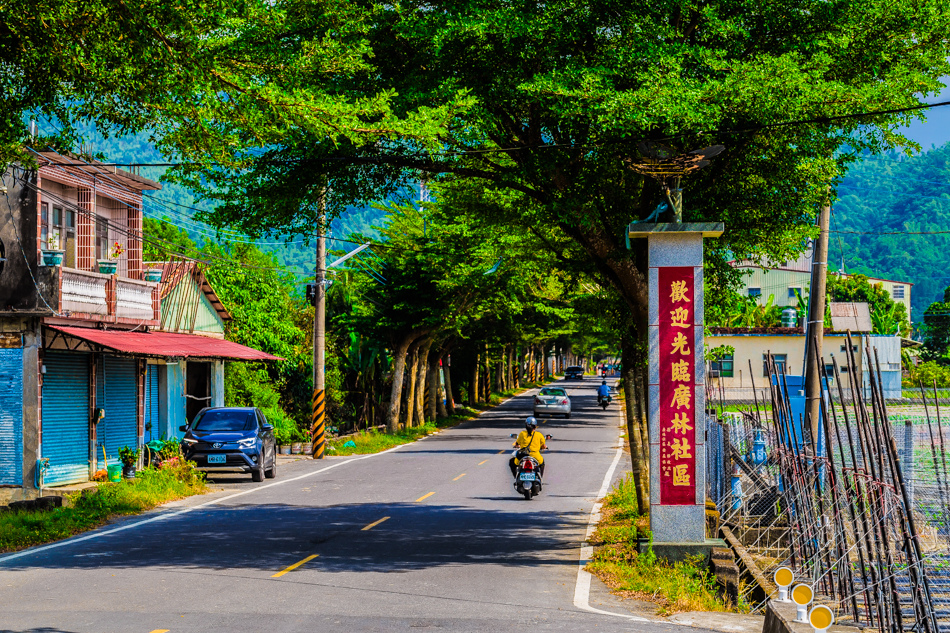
[
  {"xmin": 98, "ymin": 356, "xmax": 139, "ymax": 465},
  {"xmin": 0, "ymin": 348, "xmax": 23, "ymax": 485},
  {"xmin": 42, "ymin": 351, "xmax": 90, "ymax": 485},
  {"xmin": 144, "ymin": 365, "xmax": 159, "ymax": 443}
]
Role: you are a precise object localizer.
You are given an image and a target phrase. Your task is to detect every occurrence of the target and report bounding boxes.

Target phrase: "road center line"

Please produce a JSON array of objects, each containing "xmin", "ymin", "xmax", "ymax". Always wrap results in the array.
[
  {"xmin": 148, "ymin": 630, "xmax": 170, "ymax": 633},
  {"xmin": 477, "ymin": 459, "xmax": 488, "ymax": 466},
  {"xmin": 0, "ymin": 444, "xmax": 408, "ymax": 565},
  {"xmin": 497, "ymin": 449, "xmax": 506, "ymax": 454},
  {"xmin": 361, "ymin": 516, "xmax": 390, "ymax": 531},
  {"xmin": 415, "ymin": 492, "xmax": 435, "ymax": 502},
  {"xmin": 452, "ymin": 473, "xmax": 466, "ymax": 481},
  {"xmin": 272, "ymin": 554, "xmax": 319, "ymax": 578}
]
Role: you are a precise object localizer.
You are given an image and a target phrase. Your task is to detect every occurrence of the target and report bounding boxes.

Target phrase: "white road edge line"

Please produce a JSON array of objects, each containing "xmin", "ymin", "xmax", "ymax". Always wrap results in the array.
[
  {"xmin": 573, "ymin": 389, "xmax": 651, "ymax": 622},
  {"xmin": 0, "ymin": 444, "xmax": 408, "ymax": 565}
]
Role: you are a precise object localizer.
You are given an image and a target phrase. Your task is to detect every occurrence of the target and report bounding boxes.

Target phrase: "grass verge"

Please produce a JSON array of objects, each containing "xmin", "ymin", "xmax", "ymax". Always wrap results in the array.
[
  {"xmin": 327, "ymin": 382, "xmax": 546, "ymax": 457},
  {"xmin": 0, "ymin": 461, "xmax": 207, "ymax": 554},
  {"xmin": 586, "ymin": 473, "xmax": 745, "ymax": 615}
]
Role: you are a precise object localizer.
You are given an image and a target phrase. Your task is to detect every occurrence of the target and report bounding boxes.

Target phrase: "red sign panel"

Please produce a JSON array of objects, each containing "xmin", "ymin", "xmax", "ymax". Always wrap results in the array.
[{"xmin": 658, "ymin": 266, "xmax": 696, "ymax": 505}]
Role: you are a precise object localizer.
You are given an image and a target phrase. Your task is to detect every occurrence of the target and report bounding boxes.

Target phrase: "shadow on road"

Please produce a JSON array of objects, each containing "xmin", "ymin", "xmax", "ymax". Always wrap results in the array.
[{"xmin": 0, "ymin": 501, "xmax": 589, "ymax": 575}]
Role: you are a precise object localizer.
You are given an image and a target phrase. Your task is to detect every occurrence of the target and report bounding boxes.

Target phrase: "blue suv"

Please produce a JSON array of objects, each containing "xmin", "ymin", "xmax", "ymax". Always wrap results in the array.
[{"xmin": 181, "ymin": 407, "xmax": 277, "ymax": 482}]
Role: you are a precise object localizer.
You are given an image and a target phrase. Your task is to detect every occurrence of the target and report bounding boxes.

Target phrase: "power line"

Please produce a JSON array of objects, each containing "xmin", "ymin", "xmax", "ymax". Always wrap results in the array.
[{"xmin": 35, "ymin": 99, "xmax": 950, "ymax": 168}]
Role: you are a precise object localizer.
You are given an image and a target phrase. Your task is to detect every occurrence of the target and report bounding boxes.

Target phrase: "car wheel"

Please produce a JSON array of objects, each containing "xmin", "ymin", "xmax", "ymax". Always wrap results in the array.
[
  {"xmin": 265, "ymin": 455, "xmax": 277, "ymax": 479},
  {"xmin": 252, "ymin": 458, "xmax": 265, "ymax": 482},
  {"xmin": 565, "ymin": 412, "xmax": 571, "ymax": 419}
]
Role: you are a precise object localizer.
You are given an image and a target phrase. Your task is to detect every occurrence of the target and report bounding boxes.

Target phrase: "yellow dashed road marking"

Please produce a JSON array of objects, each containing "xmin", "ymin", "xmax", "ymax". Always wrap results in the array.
[
  {"xmin": 415, "ymin": 492, "xmax": 435, "ymax": 502},
  {"xmin": 272, "ymin": 554, "xmax": 319, "ymax": 578},
  {"xmin": 453, "ymin": 473, "xmax": 466, "ymax": 481},
  {"xmin": 477, "ymin": 459, "xmax": 488, "ymax": 466},
  {"xmin": 362, "ymin": 516, "xmax": 390, "ymax": 531}
]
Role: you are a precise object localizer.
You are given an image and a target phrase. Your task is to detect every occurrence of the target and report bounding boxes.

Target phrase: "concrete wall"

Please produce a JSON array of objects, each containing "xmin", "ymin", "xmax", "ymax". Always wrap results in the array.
[{"xmin": 707, "ymin": 332, "xmax": 902, "ymax": 400}]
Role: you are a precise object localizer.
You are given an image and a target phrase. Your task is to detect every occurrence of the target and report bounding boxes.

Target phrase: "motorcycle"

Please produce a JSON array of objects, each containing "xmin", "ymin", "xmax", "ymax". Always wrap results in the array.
[
  {"xmin": 598, "ymin": 393, "xmax": 612, "ymax": 410},
  {"xmin": 510, "ymin": 434, "xmax": 552, "ymax": 500}
]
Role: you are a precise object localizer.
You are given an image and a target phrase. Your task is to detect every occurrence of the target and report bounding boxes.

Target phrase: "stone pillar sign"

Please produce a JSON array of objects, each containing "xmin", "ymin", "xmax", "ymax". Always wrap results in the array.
[{"xmin": 628, "ymin": 222, "xmax": 724, "ymax": 554}]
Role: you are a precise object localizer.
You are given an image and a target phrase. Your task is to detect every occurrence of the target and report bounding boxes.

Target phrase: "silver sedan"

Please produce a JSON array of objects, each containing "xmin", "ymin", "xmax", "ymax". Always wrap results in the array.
[{"xmin": 533, "ymin": 387, "xmax": 572, "ymax": 419}]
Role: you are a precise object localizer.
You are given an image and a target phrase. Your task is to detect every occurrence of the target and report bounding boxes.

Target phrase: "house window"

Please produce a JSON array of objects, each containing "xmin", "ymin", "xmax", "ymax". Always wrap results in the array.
[
  {"xmin": 711, "ymin": 354, "xmax": 734, "ymax": 378},
  {"xmin": 893, "ymin": 285, "xmax": 905, "ymax": 299},
  {"xmin": 840, "ymin": 344, "xmax": 858, "ymax": 353},
  {"xmin": 824, "ymin": 364, "xmax": 835, "ymax": 378},
  {"xmin": 788, "ymin": 287, "xmax": 802, "ymax": 299},
  {"xmin": 40, "ymin": 202, "xmax": 49, "ymax": 248},
  {"xmin": 763, "ymin": 353, "xmax": 787, "ymax": 377},
  {"xmin": 96, "ymin": 217, "xmax": 109, "ymax": 261},
  {"xmin": 748, "ymin": 287, "xmax": 762, "ymax": 298}
]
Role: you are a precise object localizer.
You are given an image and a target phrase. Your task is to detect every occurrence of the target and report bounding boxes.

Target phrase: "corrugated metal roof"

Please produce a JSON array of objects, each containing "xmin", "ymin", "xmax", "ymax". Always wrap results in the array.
[
  {"xmin": 48, "ymin": 326, "xmax": 281, "ymax": 361},
  {"xmin": 829, "ymin": 302, "xmax": 873, "ymax": 333}
]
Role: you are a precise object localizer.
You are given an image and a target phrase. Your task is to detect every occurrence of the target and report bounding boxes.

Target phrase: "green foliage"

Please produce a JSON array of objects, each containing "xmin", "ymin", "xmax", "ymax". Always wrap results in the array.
[
  {"xmin": 142, "ymin": 217, "xmax": 198, "ymax": 261},
  {"xmin": 923, "ymin": 287, "xmax": 950, "ymax": 363},
  {"xmin": 225, "ymin": 363, "xmax": 297, "ymax": 442},
  {"xmin": 907, "ymin": 361, "xmax": 950, "ymax": 388},
  {"xmin": 712, "ymin": 294, "xmax": 783, "ymax": 328},
  {"xmin": 0, "ymin": 462, "xmax": 205, "ymax": 553},
  {"xmin": 117, "ymin": 446, "xmax": 140, "ymax": 467},
  {"xmin": 828, "ymin": 274, "xmax": 910, "ymax": 336}
]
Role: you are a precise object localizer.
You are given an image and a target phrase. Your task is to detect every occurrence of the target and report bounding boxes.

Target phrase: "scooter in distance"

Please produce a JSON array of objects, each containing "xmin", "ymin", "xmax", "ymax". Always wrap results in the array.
[
  {"xmin": 598, "ymin": 393, "xmax": 612, "ymax": 410},
  {"xmin": 510, "ymin": 434, "xmax": 552, "ymax": 500}
]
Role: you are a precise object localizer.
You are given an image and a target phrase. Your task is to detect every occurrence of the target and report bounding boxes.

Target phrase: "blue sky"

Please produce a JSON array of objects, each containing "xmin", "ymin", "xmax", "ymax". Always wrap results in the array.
[{"xmin": 898, "ymin": 81, "xmax": 950, "ymax": 149}]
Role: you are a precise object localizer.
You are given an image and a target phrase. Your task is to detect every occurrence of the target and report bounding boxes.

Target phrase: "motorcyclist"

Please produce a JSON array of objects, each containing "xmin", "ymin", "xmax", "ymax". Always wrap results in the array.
[
  {"xmin": 597, "ymin": 380, "xmax": 611, "ymax": 403},
  {"xmin": 510, "ymin": 416, "xmax": 547, "ymax": 478}
]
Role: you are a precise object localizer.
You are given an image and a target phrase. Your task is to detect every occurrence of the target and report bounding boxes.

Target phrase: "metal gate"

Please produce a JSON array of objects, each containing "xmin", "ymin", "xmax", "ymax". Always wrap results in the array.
[
  {"xmin": 144, "ymin": 364, "xmax": 159, "ymax": 443},
  {"xmin": 42, "ymin": 351, "xmax": 90, "ymax": 485},
  {"xmin": 0, "ymin": 347, "xmax": 23, "ymax": 485},
  {"xmin": 96, "ymin": 356, "xmax": 139, "ymax": 465}
]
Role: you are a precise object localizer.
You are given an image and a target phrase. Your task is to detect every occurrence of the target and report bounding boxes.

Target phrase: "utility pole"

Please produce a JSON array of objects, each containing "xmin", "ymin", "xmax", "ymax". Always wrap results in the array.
[
  {"xmin": 311, "ymin": 196, "xmax": 327, "ymax": 459},
  {"xmin": 804, "ymin": 192, "xmax": 831, "ymax": 453}
]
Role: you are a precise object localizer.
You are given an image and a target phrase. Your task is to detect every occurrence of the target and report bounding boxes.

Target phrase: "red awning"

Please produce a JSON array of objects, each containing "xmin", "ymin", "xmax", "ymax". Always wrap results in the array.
[{"xmin": 48, "ymin": 326, "xmax": 282, "ymax": 361}]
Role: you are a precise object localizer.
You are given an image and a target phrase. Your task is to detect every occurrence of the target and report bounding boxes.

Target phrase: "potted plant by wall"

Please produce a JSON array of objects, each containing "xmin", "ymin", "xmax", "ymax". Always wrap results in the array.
[
  {"xmin": 41, "ymin": 232, "xmax": 65, "ymax": 266},
  {"xmin": 97, "ymin": 241, "xmax": 124, "ymax": 275},
  {"xmin": 291, "ymin": 428, "xmax": 304, "ymax": 454},
  {"xmin": 118, "ymin": 445, "xmax": 140, "ymax": 479},
  {"xmin": 143, "ymin": 267, "xmax": 163, "ymax": 283}
]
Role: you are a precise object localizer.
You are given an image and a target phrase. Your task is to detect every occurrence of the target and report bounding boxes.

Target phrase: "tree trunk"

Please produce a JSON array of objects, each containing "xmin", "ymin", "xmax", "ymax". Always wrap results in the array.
[
  {"xmin": 495, "ymin": 349, "xmax": 504, "ymax": 393},
  {"xmin": 404, "ymin": 343, "xmax": 421, "ymax": 429},
  {"xmin": 386, "ymin": 328, "xmax": 429, "ymax": 433},
  {"xmin": 621, "ymin": 330, "xmax": 649, "ymax": 513},
  {"xmin": 415, "ymin": 338, "xmax": 433, "ymax": 426},
  {"xmin": 434, "ymin": 349, "xmax": 446, "ymax": 419},
  {"xmin": 470, "ymin": 351, "xmax": 479, "ymax": 405},
  {"xmin": 516, "ymin": 346, "xmax": 523, "ymax": 388},
  {"xmin": 443, "ymin": 351, "xmax": 456, "ymax": 415}
]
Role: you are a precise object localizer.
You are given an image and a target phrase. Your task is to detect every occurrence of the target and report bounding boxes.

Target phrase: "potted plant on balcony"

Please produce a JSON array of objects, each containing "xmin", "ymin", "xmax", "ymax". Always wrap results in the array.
[
  {"xmin": 143, "ymin": 267, "xmax": 163, "ymax": 283},
  {"xmin": 118, "ymin": 445, "xmax": 140, "ymax": 479},
  {"xmin": 41, "ymin": 232, "xmax": 65, "ymax": 267},
  {"xmin": 97, "ymin": 241, "xmax": 124, "ymax": 275}
]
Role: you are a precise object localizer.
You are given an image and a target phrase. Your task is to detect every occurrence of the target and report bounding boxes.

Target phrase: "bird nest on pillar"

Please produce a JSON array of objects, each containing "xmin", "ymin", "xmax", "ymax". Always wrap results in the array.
[{"xmin": 625, "ymin": 142, "xmax": 725, "ymax": 223}]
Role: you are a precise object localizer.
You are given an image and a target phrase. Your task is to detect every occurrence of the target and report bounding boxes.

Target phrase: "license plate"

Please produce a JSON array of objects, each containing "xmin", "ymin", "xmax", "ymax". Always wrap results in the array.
[
  {"xmin": 520, "ymin": 473, "xmax": 536, "ymax": 481},
  {"xmin": 208, "ymin": 454, "xmax": 226, "ymax": 464}
]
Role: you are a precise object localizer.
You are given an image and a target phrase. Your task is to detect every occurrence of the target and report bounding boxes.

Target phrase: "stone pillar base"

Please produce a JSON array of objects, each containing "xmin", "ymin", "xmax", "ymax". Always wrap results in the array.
[{"xmin": 637, "ymin": 538, "xmax": 727, "ymax": 564}]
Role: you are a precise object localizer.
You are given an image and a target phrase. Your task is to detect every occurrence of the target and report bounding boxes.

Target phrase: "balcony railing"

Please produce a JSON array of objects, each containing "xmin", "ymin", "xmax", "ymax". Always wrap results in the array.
[{"xmin": 57, "ymin": 267, "xmax": 158, "ymax": 324}]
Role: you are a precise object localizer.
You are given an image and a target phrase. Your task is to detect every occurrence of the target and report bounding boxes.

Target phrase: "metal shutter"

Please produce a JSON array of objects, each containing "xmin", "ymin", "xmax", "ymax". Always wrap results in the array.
[
  {"xmin": 42, "ymin": 351, "xmax": 90, "ymax": 485},
  {"xmin": 144, "ymin": 365, "xmax": 159, "ymax": 443},
  {"xmin": 0, "ymin": 348, "xmax": 23, "ymax": 485},
  {"xmin": 99, "ymin": 356, "xmax": 138, "ymax": 465}
]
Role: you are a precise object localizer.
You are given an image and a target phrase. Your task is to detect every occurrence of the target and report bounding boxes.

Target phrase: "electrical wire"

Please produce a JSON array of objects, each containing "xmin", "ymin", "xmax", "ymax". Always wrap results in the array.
[{"xmin": 31, "ymin": 97, "xmax": 950, "ymax": 167}]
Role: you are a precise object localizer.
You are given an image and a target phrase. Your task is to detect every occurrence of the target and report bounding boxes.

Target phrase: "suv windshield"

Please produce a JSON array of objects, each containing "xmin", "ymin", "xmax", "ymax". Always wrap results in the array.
[
  {"xmin": 193, "ymin": 410, "xmax": 256, "ymax": 431},
  {"xmin": 566, "ymin": 366, "xmax": 583, "ymax": 371},
  {"xmin": 540, "ymin": 388, "xmax": 567, "ymax": 396}
]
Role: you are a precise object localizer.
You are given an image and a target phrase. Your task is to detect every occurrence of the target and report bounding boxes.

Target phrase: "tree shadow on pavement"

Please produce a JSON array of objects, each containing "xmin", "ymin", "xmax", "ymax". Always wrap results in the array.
[{"xmin": 0, "ymin": 501, "xmax": 590, "ymax": 576}]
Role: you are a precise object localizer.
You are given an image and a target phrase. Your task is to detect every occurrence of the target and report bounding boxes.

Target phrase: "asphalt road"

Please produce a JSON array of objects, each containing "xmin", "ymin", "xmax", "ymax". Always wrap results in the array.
[{"xmin": 0, "ymin": 379, "xmax": 713, "ymax": 633}]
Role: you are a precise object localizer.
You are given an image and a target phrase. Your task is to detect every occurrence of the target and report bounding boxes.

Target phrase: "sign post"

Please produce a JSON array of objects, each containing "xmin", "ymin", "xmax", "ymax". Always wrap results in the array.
[{"xmin": 629, "ymin": 222, "xmax": 724, "ymax": 556}]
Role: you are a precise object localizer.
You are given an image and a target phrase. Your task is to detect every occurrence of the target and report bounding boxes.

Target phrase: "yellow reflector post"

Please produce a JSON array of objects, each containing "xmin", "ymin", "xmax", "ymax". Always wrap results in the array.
[
  {"xmin": 792, "ymin": 584, "xmax": 814, "ymax": 606},
  {"xmin": 809, "ymin": 605, "xmax": 834, "ymax": 631},
  {"xmin": 774, "ymin": 567, "xmax": 794, "ymax": 587}
]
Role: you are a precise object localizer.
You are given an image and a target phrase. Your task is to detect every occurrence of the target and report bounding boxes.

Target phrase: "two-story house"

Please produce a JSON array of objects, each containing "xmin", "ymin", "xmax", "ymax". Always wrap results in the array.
[{"xmin": 0, "ymin": 152, "xmax": 277, "ymax": 501}]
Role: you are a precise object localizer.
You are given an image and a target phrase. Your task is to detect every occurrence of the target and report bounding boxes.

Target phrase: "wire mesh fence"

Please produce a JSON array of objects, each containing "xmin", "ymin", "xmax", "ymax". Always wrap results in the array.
[{"xmin": 705, "ymin": 338, "xmax": 950, "ymax": 633}]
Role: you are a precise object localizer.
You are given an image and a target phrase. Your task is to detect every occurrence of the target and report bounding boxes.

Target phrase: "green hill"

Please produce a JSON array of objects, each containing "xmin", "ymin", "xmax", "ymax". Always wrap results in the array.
[{"xmin": 834, "ymin": 144, "xmax": 950, "ymax": 320}]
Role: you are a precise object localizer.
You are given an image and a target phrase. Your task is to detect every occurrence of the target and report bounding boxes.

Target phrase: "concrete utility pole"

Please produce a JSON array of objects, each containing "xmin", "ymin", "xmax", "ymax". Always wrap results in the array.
[
  {"xmin": 804, "ymin": 194, "xmax": 831, "ymax": 452},
  {"xmin": 311, "ymin": 197, "xmax": 327, "ymax": 459}
]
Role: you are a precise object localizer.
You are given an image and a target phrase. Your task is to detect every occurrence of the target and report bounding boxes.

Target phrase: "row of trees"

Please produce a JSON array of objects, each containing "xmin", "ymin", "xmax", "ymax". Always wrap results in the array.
[{"xmin": 16, "ymin": 0, "xmax": 950, "ymax": 511}]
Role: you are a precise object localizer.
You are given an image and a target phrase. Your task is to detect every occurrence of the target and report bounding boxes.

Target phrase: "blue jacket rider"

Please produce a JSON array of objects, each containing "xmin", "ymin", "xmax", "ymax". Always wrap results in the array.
[{"xmin": 597, "ymin": 381, "xmax": 611, "ymax": 398}]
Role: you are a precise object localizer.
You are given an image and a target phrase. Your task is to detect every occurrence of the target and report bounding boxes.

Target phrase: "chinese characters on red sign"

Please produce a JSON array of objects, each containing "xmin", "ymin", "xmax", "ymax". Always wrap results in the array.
[{"xmin": 658, "ymin": 267, "xmax": 696, "ymax": 505}]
